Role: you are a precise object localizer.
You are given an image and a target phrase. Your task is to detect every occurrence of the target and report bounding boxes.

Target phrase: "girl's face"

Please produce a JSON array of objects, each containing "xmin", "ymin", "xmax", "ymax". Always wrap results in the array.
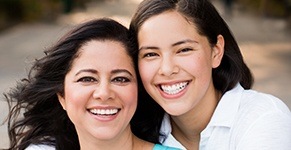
[
  {"xmin": 137, "ymin": 11, "xmax": 224, "ymax": 116},
  {"xmin": 58, "ymin": 40, "xmax": 137, "ymax": 143}
]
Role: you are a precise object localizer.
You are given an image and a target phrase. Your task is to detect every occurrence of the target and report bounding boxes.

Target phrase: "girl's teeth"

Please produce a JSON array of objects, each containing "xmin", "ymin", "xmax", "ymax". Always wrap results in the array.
[
  {"xmin": 89, "ymin": 109, "xmax": 118, "ymax": 115},
  {"xmin": 161, "ymin": 82, "xmax": 188, "ymax": 95}
]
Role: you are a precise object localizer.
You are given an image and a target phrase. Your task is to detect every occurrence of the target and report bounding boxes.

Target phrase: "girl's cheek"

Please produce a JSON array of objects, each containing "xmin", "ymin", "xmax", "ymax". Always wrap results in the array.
[{"xmin": 139, "ymin": 63, "xmax": 153, "ymax": 78}]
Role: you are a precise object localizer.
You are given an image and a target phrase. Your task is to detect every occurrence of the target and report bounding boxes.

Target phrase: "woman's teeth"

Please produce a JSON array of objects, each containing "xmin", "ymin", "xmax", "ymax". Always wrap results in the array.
[
  {"xmin": 160, "ymin": 82, "xmax": 188, "ymax": 95},
  {"xmin": 89, "ymin": 109, "xmax": 118, "ymax": 115}
]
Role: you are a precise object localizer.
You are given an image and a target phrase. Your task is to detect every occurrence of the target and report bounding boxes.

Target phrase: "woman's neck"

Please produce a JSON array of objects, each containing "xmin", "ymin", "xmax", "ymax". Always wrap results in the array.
[
  {"xmin": 171, "ymin": 86, "xmax": 221, "ymax": 149},
  {"xmin": 79, "ymin": 128, "xmax": 154, "ymax": 150}
]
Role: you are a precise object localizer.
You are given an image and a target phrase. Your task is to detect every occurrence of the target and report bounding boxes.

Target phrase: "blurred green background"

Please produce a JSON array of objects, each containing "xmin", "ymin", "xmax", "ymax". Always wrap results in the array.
[
  {"xmin": 237, "ymin": 0, "xmax": 291, "ymax": 17},
  {"xmin": 0, "ymin": 0, "xmax": 92, "ymax": 31},
  {"xmin": 0, "ymin": 0, "xmax": 291, "ymax": 31}
]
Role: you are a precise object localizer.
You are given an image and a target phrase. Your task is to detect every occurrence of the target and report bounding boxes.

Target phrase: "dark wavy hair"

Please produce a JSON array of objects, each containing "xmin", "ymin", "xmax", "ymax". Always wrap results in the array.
[
  {"xmin": 129, "ymin": 0, "xmax": 254, "ymax": 144},
  {"xmin": 4, "ymin": 18, "xmax": 135, "ymax": 150}
]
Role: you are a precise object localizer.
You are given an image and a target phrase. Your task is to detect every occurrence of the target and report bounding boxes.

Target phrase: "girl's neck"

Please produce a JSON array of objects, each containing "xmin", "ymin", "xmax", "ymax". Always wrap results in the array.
[{"xmin": 171, "ymin": 87, "xmax": 221, "ymax": 149}]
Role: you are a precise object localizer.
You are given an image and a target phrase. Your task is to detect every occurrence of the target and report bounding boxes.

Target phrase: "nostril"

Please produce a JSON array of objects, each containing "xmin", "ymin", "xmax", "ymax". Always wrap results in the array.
[
  {"xmin": 92, "ymin": 86, "xmax": 115, "ymax": 101},
  {"xmin": 158, "ymin": 61, "xmax": 179, "ymax": 76}
]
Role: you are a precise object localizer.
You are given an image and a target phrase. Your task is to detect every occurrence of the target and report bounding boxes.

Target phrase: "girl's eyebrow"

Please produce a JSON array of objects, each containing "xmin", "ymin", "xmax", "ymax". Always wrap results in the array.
[
  {"xmin": 139, "ymin": 39, "xmax": 198, "ymax": 51},
  {"xmin": 172, "ymin": 39, "xmax": 198, "ymax": 47},
  {"xmin": 139, "ymin": 46, "xmax": 158, "ymax": 51}
]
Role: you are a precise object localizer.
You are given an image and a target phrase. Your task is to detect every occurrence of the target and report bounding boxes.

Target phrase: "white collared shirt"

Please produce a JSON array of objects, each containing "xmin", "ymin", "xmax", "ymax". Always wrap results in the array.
[
  {"xmin": 25, "ymin": 144, "xmax": 55, "ymax": 150},
  {"xmin": 159, "ymin": 84, "xmax": 291, "ymax": 150}
]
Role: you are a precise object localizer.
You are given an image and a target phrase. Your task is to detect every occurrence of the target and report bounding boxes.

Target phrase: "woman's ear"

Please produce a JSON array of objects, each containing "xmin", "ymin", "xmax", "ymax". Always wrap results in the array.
[
  {"xmin": 212, "ymin": 34, "xmax": 225, "ymax": 68},
  {"xmin": 57, "ymin": 93, "xmax": 66, "ymax": 110}
]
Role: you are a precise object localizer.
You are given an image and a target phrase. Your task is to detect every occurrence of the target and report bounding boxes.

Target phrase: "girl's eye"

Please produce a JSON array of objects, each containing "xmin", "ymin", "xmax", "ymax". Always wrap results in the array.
[
  {"xmin": 178, "ymin": 48, "xmax": 193, "ymax": 53},
  {"xmin": 112, "ymin": 77, "xmax": 130, "ymax": 83},
  {"xmin": 142, "ymin": 52, "xmax": 158, "ymax": 58},
  {"xmin": 77, "ymin": 77, "xmax": 96, "ymax": 83}
]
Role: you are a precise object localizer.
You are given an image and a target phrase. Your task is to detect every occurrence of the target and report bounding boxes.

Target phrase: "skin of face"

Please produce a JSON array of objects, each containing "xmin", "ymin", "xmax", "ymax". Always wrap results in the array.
[
  {"xmin": 137, "ymin": 11, "xmax": 224, "ymax": 117},
  {"xmin": 57, "ymin": 40, "xmax": 137, "ymax": 146}
]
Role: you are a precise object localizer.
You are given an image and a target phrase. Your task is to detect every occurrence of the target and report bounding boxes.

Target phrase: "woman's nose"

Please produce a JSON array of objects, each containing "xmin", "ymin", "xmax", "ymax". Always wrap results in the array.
[
  {"xmin": 158, "ymin": 57, "xmax": 179, "ymax": 76},
  {"xmin": 93, "ymin": 82, "xmax": 115, "ymax": 101}
]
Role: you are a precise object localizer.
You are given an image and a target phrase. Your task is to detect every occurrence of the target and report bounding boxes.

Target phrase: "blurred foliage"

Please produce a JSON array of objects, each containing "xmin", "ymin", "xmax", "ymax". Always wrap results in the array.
[
  {"xmin": 0, "ymin": 0, "xmax": 290, "ymax": 31},
  {"xmin": 237, "ymin": 0, "xmax": 291, "ymax": 17},
  {"xmin": 0, "ymin": 0, "xmax": 89, "ymax": 30}
]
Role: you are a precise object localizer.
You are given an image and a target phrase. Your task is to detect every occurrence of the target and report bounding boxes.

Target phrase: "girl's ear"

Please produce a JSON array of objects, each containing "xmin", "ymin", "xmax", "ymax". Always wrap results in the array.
[
  {"xmin": 212, "ymin": 34, "xmax": 225, "ymax": 68},
  {"xmin": 57, "ymin": 93, "xmax": 66, "ymax": 110}
]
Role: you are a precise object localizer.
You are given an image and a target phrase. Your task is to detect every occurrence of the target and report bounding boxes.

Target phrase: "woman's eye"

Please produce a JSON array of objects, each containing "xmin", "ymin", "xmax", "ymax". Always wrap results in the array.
[
  {"xmin": 112, "ymin": 77, "xmax": 130, "ymax": 83},
  {"xmin": 178, "ymin": 48, "xmax": 193, "ymax": 53},
  {"xmin": 77, "ymin": 77, "xmax": 96, "ymax": 83}
]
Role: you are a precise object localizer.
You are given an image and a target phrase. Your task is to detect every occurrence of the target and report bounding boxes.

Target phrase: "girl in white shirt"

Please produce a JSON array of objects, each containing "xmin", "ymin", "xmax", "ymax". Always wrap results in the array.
[{"xmin": 129, "ymin": 0, "xmax": 291, "ymax": 149}]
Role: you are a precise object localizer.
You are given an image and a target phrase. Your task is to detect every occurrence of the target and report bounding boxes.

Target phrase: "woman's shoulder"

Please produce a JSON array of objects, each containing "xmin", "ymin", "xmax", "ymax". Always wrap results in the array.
[
  {"xmin": 153, "ymin": 144, "xmax": 182, "ymax": 150},
  {"xmin": 25, "ymin": 144, "xmax": 55, "ymax": 150}
]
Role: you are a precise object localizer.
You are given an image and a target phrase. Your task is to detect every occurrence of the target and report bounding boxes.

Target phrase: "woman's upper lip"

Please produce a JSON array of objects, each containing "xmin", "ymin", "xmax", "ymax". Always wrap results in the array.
[{"xmin": 87, "ymin": 105, "xmax": 120, "ymax": 110}]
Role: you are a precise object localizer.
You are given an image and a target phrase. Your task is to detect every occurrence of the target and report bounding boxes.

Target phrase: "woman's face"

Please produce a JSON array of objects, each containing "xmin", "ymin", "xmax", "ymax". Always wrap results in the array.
[
  {"xmin": 137, "ymin": 11, "xmax": 224, "ymax": 116},
  {"xmin": 58, "ymin": 40, "xmax": 137, "ymax": 142}
]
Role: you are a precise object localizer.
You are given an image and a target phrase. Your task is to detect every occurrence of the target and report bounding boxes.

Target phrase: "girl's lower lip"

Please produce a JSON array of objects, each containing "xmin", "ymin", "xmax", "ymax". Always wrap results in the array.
[{"xmin": 88, "ymin": 110, "xmax": 119, "ymax": 122}]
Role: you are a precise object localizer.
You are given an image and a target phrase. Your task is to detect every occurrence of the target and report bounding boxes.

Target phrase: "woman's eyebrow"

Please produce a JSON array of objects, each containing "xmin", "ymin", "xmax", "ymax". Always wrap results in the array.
[
  {"xmin": 75, "ymin": 69, "xmax": 97, "ymax": 76},
  {"xmin": 111, "ymin": 69, "xmax": 133, "ymax": 76}
]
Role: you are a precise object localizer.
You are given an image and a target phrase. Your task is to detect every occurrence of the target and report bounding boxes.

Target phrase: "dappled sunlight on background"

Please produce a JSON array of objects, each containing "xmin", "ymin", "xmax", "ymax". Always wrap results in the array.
[{"xmin": 241, "ymin": 42, "xmax": 291, "ymax": 101}]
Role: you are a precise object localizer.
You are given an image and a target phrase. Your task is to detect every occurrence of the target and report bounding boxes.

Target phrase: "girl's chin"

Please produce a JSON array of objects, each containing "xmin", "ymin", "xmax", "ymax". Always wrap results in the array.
[{"xmin": 163, "ymin": 105, "xmax": 189, "ymax": 116}]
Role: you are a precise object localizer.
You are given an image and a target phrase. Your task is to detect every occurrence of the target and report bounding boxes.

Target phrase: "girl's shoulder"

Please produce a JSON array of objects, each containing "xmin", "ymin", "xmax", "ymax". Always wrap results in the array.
[{"xmin": 153, "ymin": 144, "xmax": 182, "ymax": 150}]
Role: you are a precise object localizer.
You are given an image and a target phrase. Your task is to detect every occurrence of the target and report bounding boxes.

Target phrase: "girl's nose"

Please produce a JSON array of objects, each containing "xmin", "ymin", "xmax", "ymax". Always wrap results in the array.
[{"xmin": 158, "ymin": 57, "xmax": 179, "ymax": 76}]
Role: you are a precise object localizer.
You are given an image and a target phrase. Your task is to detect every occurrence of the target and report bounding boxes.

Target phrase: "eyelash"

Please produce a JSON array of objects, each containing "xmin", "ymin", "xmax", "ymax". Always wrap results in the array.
[
  {"xmin": 77, "ymin": 76, "xmax": 130, "ymax": 84},
  {"xmin": 178, "ymin": 47, "xmax": 193, "ymax": 53},
  {"xmin": 77, "ymin": 76, "xmax": 97, "ymax": 83},
  {"xmin": 142, "ymin": 47, "xmax": 193, "ymax": 58},
  {"xmin": 142, "ymin": 52, "xmax": 158, "ymax": 58},
  {"xmin": 112, "ymin": 77, "xmax": 130, "ymax": 83}
]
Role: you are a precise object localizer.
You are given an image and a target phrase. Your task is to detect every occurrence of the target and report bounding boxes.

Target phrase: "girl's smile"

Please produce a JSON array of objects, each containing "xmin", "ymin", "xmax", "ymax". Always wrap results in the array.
[
  {"xmin": 138, "ymin": 11, "xmax": 223, "ymax": 116},
  {"xmin": 157, "ymin": 80, "xmax": 191, "ymax": 98}
]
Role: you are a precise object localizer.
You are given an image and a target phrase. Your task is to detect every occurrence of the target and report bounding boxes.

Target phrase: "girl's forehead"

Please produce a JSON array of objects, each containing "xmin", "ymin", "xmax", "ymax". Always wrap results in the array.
[
  {"xmin": 138, "ymin": 11, "xmax": 201, "ymax": 43},
  {"xmin": 139, "ymin": 11, "xmax": 198, "ymax": 33}
]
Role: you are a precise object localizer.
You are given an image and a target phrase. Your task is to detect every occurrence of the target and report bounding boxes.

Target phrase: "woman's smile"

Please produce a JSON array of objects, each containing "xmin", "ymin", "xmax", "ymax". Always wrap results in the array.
[{"xmin": 87, "ymin": 107, "xmax": 121, "ymax": 122}]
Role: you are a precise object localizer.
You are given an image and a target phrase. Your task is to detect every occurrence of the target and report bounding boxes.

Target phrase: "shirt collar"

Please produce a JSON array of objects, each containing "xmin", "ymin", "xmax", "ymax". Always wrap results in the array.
[
  {"xmin": 206, "ymin": 83, "xmax": 243, "ymax": 128},
  {"xmin": 159, "ymin": 83, "xmax": 244, "ymax": 147},
  {"xmin": 160, "ymin": 113, "xmax": 171, "ymax": 141},
  {"xmin": 160, "ymin": 114, "xmax": 187, "ymax": 149}
]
